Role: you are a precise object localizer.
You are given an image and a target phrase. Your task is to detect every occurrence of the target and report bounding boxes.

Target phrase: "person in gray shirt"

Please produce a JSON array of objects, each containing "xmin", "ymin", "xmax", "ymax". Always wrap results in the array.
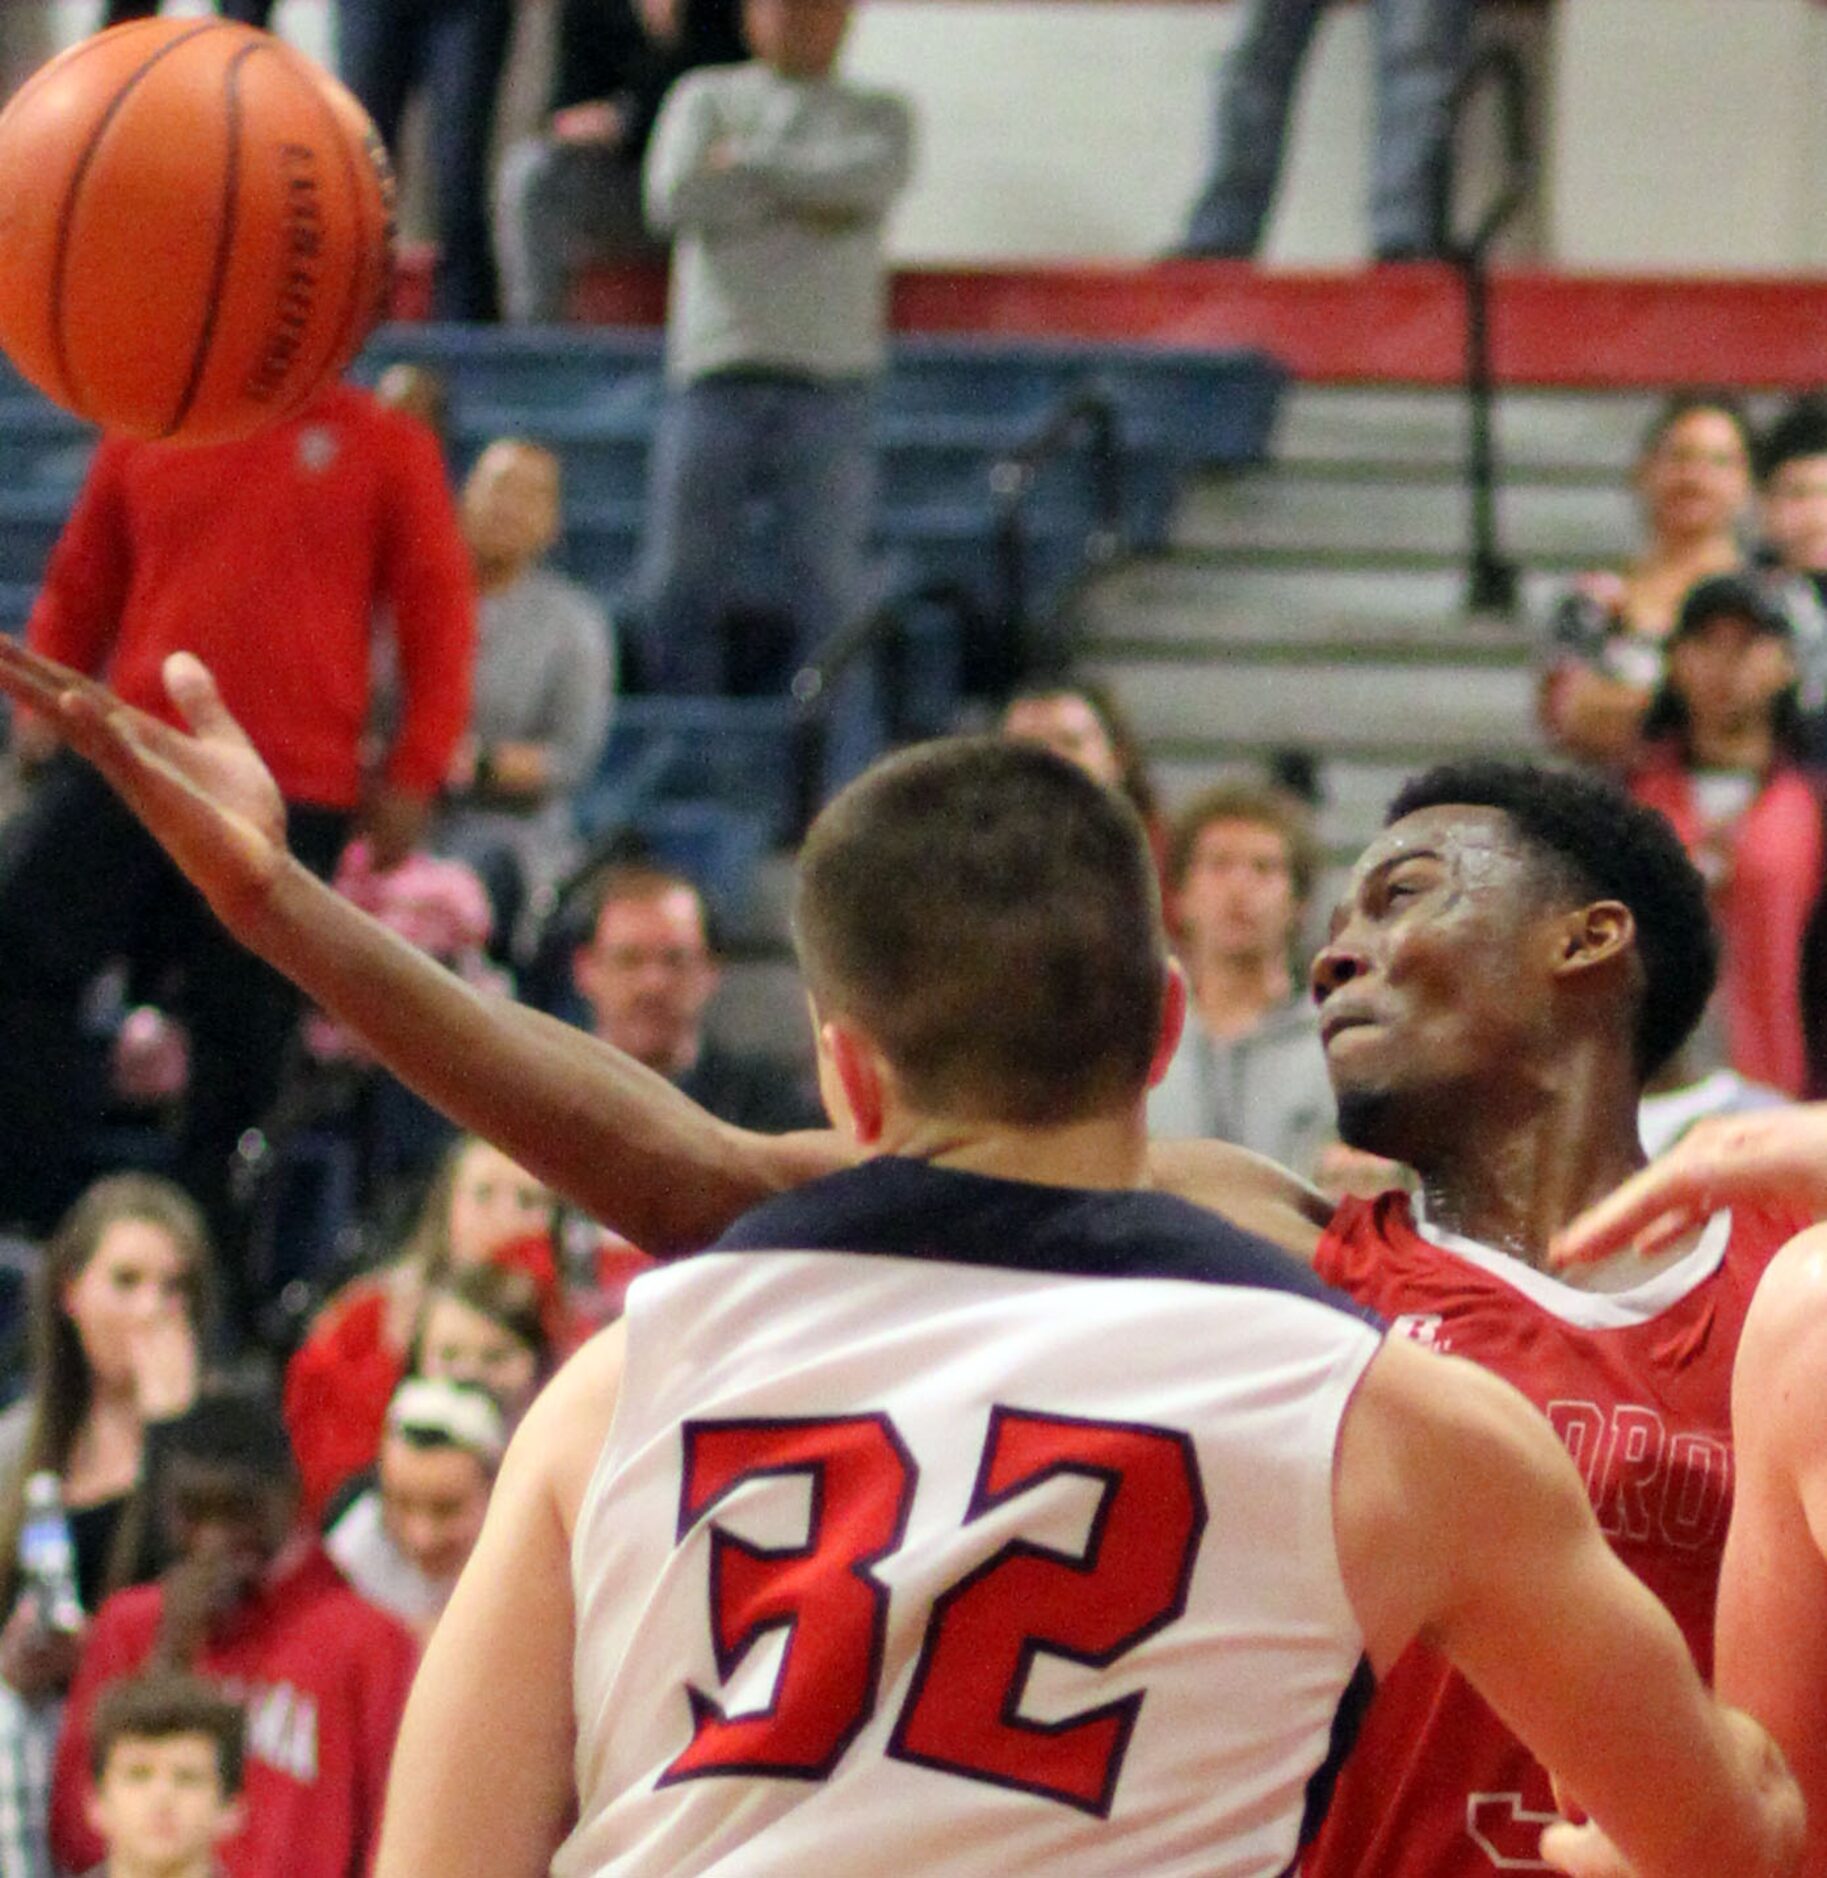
[
  {"xmin": 1147, "ymin": 779, "xmax": 1339, "ymax": 1180},
  {"xmin": 435, "ymin": 440, "xmax": 615, "ymax": 950},
  {"xmin": 633, "ymin": 0, "xmax": 914, "ymax": 784}
]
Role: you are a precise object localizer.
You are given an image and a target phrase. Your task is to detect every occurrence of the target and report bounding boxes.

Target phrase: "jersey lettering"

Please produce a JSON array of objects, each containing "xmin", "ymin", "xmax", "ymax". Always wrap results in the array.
[
  {"xmin": 665, "ymin": 1409, "xmax": 1206, "ymax": 1815},
  {"xmin": 887, "ymin": 1409, "xmax": 1207, "ymax": 1816},
  {"xmin": 1544, "ymin": 1399, "xmax": 1731, "ymax": 1554}
]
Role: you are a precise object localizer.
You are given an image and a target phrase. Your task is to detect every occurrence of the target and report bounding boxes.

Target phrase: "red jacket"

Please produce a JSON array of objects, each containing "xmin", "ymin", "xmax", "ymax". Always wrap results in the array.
[
  {"xmin": 28, "ymin": 382, "xmax": 474, "ymax": 811},
  {"xmin": 51, "ymin": 1546, "xmax": 417, "ymax": 1878}
]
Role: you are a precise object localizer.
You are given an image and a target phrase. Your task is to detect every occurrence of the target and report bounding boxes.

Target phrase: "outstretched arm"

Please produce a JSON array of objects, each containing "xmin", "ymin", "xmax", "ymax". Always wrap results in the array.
[{"xmin": 0, "ymin": 643, "xmax": 848, "ymax": 1251}]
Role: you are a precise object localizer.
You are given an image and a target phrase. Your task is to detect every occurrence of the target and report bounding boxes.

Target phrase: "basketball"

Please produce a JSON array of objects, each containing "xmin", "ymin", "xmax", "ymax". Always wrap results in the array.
[{"xmin": 0, "ymin": 19, "xmax": 395, "ymax": 446}]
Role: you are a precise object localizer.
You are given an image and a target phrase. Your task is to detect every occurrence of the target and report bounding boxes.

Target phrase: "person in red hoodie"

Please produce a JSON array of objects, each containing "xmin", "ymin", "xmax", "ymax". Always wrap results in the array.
[
  {"xmin": 0, "ymin": 380, "xmax": 475, "ymax": 1295},
  {"xmin": 50, "ymin": 1389, "xmax": 418, "ymax": 1878}
]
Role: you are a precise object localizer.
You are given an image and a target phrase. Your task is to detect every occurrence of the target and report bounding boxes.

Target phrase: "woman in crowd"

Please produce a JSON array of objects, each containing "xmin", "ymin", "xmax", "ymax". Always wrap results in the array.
[
  {"xmin": 1542, "ymin": 391, "xmax": 1756, "ymax": 769},
  {"xmin": 283, "ymin": 1135, "xmax": 558, "ymax": 1521},
  {"xmin": 0, "ymin": 1174, "xmax": 211, "ymax": 1878}
]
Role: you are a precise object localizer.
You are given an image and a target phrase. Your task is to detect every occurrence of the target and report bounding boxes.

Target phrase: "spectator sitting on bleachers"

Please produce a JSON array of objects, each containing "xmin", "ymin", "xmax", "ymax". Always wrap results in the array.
[
  {"xmin": 406, "ymin": 1261, "xmax": 558, "ymax": 1422},
  {"xmin": 282, "ymin": 1137, "xmax": 558, "ymax": 1524},
  {"xmin": 633, "ymin": 0, "xmax": 913, "ymax": 782},
  {"xmin": 1541, "ymin": 392, "xmax": 1753, "ymax": 771},
  {"xmin": 323, "ymin": 1378, "xmax": 504, "ymax": 1639},
  {"xmin": 1628, "ymin": 573, "xmax": 1827, "ymax": 1098},
  {"xmin": 1145, "ymin": 781, "xmax": 1337, "ymax": 1181},
  {"xmin": 495, "ymin": 0, "xmax": 747, "ymax": 324},
  {"xmin": 0, "ymin": 1176, "xmax": 211, "ymax": 1878},
  {"xmin": 572, "ymin": 863, "xmax": 823, "ymax": 1131},
  {"xmin": 436, "ymin": 440, "xmax": 615, "ymax": 952},
  {"xmin": 48, "ymin": 1389, "xmax": 417, "ymax": 1878}
]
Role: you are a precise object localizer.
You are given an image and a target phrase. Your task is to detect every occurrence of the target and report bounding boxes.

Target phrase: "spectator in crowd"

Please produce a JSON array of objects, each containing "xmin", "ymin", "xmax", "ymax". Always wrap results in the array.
[
  {"xmin": 406, "ymin": 1262, "xmax": 557, "ymax": 1419},
  {"xmin": 323, "ymin": 1379, "xmax": 503, "ymax": 1639},
  {"xmin": 1753, "ymin": 393, "xmax": 1827, "ymax": 756},
  {"xmin": 633, "ymin": 0, "xmax": 913, "ymax": 775},
  {"xmin": 1541, "ymin": 392, "xmax": 1754, "ymax": 770},
  {"xmin": 572, "ymin": 864, "xmax": 824, "ymax": 1131},
  {"xmin": 1628, "ymin": 573, "xmax": 1827, "ymax": 1098},
  {"xmin": 437, "ymin": 440, "xmax": 615, "ymax": 949},
  {"xmin": 82, "ymin": 1672, "xmax": 246, "ymax": 1878},
  {"xmin": 1145, "ymin": 781, "xmax": 1337, "ymax": 1179},
  {"xmin": 0, "ymin": 381, "xmax": 474, "ymax": 1291},
  {"xmin": 1001, "ymin": 680, "xmax": 1169, "ymax": 877},
  {"xmin": 0, "ymin": 1176, "xmax": 211, "ymax": 1878},
  {"xmin": 283, "ymin": 1137, "xmax": 556, "ymax": 1522},
  {"xmin": 495, "ymin": 0, "xmax": 748, "ymax": 323},
  {"xmin": 102, "ymin": 1, "xmax": 273, "ymax": 23},
  {"xmin": 1178, "ymin": 0, "xmax": 1474, "ymax": 261},
  {"xmin": 335, "ymin": 0, "xmax": 514, "ymax": 322},
  {"xmin": 48, "ymin": 1389, "xmax": 417, "ymax": 1878}
]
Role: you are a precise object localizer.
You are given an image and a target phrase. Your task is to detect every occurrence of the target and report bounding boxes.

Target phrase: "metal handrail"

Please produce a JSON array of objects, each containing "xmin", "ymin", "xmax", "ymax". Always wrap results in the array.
[{"xmin": 1446, "ymin": 41, "xmax": 1534, "ymax": 616}]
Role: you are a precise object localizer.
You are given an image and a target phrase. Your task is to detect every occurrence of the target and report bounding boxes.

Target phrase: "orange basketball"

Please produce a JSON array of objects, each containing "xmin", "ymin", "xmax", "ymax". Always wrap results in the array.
[{"xmin": 0, "ymin": 19, "xmax": 395, "ymax": 445}]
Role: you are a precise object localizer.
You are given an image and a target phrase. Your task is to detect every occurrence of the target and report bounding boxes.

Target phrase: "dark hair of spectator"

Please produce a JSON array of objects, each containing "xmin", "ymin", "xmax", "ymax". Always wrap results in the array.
[
  {"xmin": 1166, "ymin": 779, "xmax": 1322, "ymax": 904},
  {"xmin": 90, "ymin": 1670, "xmax": 246, "ymax": 1796},
  {"xmin": 163, "ymin": 1386, "xmax": 299, "ymax": 1487},
  {"xmin": 407, "ymin": 1260, "xmax": 555, "ymax": 1383},
  {"xmin": 1637, "ymin": 389, "xmax": 1754, "ymax": 467},
  {"xmin": 1005, "ymin": 679, "xmax": 1161, "ymax": 826},
  {"xmin": 1386, "ymin": 761, "xmax": 1718, "ymax": 1079},
  {"xmin": 1757, "ymin": 393, "xmax": 1827, "ymax": 483},
  {"xmin": 793, "ymin": 737, "xmax": 1169, "ymax": 1126},
  {"xmin": 0, "ymin": 1175, "xmax": 216, "ymax": 1619}
]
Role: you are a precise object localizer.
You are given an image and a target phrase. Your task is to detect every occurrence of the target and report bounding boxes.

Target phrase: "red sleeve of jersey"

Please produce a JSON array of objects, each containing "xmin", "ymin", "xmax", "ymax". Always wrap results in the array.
[
  {"xmin": 1313, "ymin": 1194, "xmax": 1377, "ymax": 1291},
  {"xmin": 26, "ymin": 440, "xmax": 133, "ymax": 679},
  {"xmin": 49, "ymin": 1586, "xmax": 161, "ymax": 1873},
  {"xmin": 375, "ymin": 413, "xmax": 475, "ymax": 799},
  {"xmin": 350, "ymin": 1604, "xmax": 420, "ymax": 1877}
]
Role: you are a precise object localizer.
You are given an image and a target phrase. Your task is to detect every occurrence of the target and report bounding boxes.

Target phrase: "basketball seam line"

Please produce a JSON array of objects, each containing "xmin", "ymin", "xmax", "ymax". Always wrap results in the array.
[{"xmin": 50, "ymin": 20, "xmax": 227, "ymax": 425}]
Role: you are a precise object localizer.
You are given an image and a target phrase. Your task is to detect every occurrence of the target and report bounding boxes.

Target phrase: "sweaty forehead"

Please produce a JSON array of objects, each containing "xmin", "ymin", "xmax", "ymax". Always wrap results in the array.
[{"xmin": 1353, "ymin": 803, "xmax": 1530, "ymax": 891}]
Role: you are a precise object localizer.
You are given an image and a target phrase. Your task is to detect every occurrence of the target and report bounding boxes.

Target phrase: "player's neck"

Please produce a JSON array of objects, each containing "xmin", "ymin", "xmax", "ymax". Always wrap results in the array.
[{"xmin": 884, "ymin": 1109, "xmax": 1151, "ymax": 1193}]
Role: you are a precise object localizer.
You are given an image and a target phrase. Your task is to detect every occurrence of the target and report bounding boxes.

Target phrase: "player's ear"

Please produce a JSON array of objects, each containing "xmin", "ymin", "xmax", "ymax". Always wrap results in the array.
[
  {"xmin": 819, "ymin": 1014, "xmax": 887, "ymax": 1145},
  {"xmin": 1146, "ymin": 960, "xmax": 1189, "ymax": 1090},
  {"xmin": 1554, "ymin": 900, "xmax": 1637, "ymax": 977}
]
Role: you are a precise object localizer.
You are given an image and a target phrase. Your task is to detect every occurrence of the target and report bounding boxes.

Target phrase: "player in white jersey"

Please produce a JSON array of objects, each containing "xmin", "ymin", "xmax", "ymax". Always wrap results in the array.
[{"xmin": 0, "ymin": 653, "xmax": 1800, "ymax": 1876}]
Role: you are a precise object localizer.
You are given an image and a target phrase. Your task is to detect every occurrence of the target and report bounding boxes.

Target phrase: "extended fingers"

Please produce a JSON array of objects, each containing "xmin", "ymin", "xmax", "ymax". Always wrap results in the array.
[{"xmin": 1549, "ymin": 1160, "xmax": 1711, "ymax": 1269}]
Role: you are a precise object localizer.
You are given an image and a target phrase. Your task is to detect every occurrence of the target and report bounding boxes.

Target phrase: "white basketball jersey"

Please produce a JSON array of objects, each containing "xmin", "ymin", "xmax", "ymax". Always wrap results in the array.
[{"xmin": 555, "ymin": 1158, "xmax": 1382, "ymax": 1878}]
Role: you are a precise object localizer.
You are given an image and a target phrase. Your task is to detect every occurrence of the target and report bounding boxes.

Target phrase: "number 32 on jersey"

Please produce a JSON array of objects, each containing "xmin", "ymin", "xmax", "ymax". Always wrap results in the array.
[{"xmin": 657, "ymin": 1408, "xmax": 1207, "ymax": 1818}]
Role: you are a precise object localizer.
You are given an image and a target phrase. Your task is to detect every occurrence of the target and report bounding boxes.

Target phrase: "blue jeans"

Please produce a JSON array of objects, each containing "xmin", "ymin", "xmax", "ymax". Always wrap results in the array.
[
  {"xmin": 335, "ymin": 0, "xmax": 514, "ymax": 321},
  {"xmin": 1182, "ymin": 0, "xmax": 1476, "ymax": 258}
]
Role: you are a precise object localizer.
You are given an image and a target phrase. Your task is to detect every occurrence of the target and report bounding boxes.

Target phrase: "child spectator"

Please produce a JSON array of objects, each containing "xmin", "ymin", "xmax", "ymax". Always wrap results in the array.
[
  {"xmin": 282, "ymin": 1138, "xmax": 557, "ymax": 1522},
  {"xmin": 1542, "ymin": 393, "xmax": 1754, "ymax": 769},
  {"xmin": 49, "ymin": 1391, "xmax": 416, "ymax": 1878},
  {"xmin": 1628, "ymin": 573, "xmax": 1827, "ymax": 1097},
  {"xmin": 633, "ymin": 0, "xmax": 913, "ymax": 773},
  {"xmin": 407, "ymin": 1263, "xmax": 557, "ymax": 1421},
  {"xmin": 323, "ymin": 1380, "xmax": 504, "ymax": 1639},
  {"xmin": 83, "ymin": 1671, "xmax": 246, "ymax": 1878}
]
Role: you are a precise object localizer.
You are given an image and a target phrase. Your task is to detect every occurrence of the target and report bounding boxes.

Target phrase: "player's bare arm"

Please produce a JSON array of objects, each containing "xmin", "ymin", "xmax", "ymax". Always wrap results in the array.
[
  {"xmin": 1718, "ymin": 1227, "xmax": 1827, "ymax": 1878},
  {"xmin": 374, "ymin": 1321, "xmax": 627, "ymax": 1878},
  {"xmin": 1335, "ymin": 1335, "xmax": 1804, "ymax": 1878},
  {"xmin": 1145, "ymin": 1137, "xmax": 1330, "ymax": 1262},
  {"xmin": 0, "ymin": 641, "xmax": 850, "ymax": 1251},
  {"xmin": 1551, "ymin": 1105, "xmax": 1827, "ymax": 1270}
]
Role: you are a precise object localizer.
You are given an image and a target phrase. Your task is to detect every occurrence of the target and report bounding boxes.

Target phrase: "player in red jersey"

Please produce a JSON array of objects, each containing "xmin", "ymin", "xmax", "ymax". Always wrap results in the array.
[{"xmin": 0, "ymin": 646, "xmax": 1797, "ymax": 1873}]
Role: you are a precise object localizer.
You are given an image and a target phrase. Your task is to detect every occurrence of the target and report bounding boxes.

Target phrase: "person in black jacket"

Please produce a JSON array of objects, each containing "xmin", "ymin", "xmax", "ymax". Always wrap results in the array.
[{"xmin": 494, "ymin": 0, "xmax": 746, "ymax": 323}]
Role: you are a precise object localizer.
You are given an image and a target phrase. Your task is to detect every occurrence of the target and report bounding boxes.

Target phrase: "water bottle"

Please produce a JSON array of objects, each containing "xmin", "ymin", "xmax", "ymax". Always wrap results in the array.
[{"xmin": 18, "ymin": 1473, "xmax": 82, "ymax": 1635}]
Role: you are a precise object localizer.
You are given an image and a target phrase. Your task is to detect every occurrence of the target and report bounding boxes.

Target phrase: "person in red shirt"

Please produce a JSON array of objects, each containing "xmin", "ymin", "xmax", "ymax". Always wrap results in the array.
[
  {"xmin": 50, "ymin": 1388, "xmax": 418, "ymax": 1878},
  {"xmin": 0, "ymin": 649, "xmax": 1798, "ymax": 1874},
  {"xmin": 0, "ymin": 381, "xmax": 474, "ymax": 1299}
]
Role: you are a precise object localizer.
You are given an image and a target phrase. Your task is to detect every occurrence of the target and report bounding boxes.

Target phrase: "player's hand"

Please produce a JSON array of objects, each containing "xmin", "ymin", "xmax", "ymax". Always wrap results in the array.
[
  {"xmin": 1550, "ymin": 1106, "xmax": 1827, "ymax": 1269},
  {"xmin": 1538, "ymin": 1818, "xmax": 1636, "ymax": 1877},
  {"xmin": 0, "ymin": 643, "xmax": 286, "ymax": 930}
]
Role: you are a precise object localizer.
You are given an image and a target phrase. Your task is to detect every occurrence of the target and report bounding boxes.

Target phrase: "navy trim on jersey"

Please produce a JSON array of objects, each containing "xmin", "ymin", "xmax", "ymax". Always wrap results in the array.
[
  {"xmin": 713, "ymin": 1156, "xmax": 1379, "ymax": 1327},
  {"xmin": 1293, "ymin": 1654, "xmax": 1376, "ymax": 1860}
]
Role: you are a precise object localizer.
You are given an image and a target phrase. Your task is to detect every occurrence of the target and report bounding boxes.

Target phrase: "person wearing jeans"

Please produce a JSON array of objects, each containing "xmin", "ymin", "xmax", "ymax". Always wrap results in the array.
[
  {"xmin": 1180, "ymin": 0, "xmax": 1476, "ymax": 261},
  {"xmin": 335, "ymin": 0, "xmax": 515, "ymax": 322}
]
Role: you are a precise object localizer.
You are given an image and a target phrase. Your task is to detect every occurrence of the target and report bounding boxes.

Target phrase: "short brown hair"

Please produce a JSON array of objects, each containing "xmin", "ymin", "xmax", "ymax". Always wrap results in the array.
[
  {"xmin": 579, "ymin": 863, "xmax": 710, "ymax": 947},
  {"xmin": 90, "ymin": 1672, "xmax": 245, "ymax": 1796},
  {"xmin": 1167, "ymin": 780, "xmax": 1321, "ymax": 904},
  {"xmin": 793, "ymin": 737, "xmax": 1168, "ymax": 1126}
]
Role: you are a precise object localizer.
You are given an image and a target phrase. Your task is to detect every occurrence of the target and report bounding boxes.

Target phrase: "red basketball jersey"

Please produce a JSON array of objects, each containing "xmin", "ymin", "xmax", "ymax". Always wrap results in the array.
[{"xmin": 1302, "ymin": 1189, "xmax": 1805, "ymax": 1877}]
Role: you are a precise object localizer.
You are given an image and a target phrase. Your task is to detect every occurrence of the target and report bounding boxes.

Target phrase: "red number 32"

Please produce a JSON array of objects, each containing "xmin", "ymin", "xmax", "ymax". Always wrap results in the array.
[{"xmin": 660, "ymin": 1408, "xmax": 1207, "ymax": 1817}]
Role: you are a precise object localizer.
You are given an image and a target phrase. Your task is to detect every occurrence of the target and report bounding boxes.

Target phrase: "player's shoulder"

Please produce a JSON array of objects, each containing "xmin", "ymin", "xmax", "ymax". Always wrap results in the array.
[
  {"xmin": 1741, "ymin": 1224, "xmax": 1827, "ymax": 1368},
  {"xmin": 1145, "ymin": 1136, "xmax": 1332, "ymax": 1262},
  {"xmin": 509, "ymin": 1320, "xmax": 629, "ymax": 1538}
]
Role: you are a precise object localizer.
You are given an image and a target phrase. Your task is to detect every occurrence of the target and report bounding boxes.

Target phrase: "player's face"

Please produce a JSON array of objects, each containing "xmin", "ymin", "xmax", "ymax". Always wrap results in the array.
[
  {"xmin": 1173, "ymin": 819, "xmax": 1300, "ymax": 963},
  {"xmin": 1639, "ymin": 408, "xmax": 1751, "ymax": 543},
  {"xmin": 379, "ymin": 1437, "xmax": 491, "ymax": 1586},
  {"xmin": 62, "ymin": 1219, "xmax": 192, "ymax": 1393},
  {"xmin": 574, "ymin": 889, "xmax": 720, "ymax": 1074},
  {"xmin": 1310, "ymin": 806, "xmax": 1558, "ymax": 1161},
  {"xmin": 446, "ymin": 1141, "xmax": 553, "ymax": 1267},
  {"xmin": 417, "ymin": 1296, "xmax": 541, "ymax": 1414},
  {"xmin": 1762, "ymin": 453, "xmax": 1827, "ymax": 572},
  {"xmin": 86, "ymin": 1734, "xmax": 234, "ymax": 1872}
]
